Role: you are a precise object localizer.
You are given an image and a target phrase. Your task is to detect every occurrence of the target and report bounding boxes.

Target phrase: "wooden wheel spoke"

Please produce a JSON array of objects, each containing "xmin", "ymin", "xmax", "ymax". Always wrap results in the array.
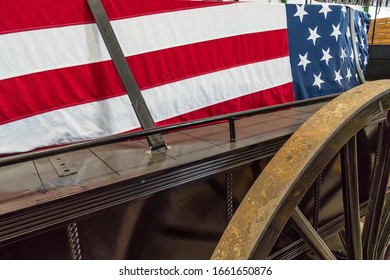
[
  {"xmin": 340, "ymin": 135, "xmax": 363, "ymax": 259},
  {"xmin": 373, "ymin": 194, "xmax": 390, "ymax": 259},
  {"xmin": 291, "ymin": 208, "xmax": 336, "ymax": 260}
]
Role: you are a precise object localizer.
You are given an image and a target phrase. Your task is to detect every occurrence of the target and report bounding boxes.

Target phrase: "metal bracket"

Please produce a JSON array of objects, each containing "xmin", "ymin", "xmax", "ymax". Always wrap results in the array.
[
  {"xmin": 87, "ymin": 0, "xmax": 165, "ymax": 150},
  {"xmin": 49, "ymin": 156, "xmax": 78, "ymax": 177},
  {"xmin": 145, "ymin": 143, "xmax": 172, "ymax": 155}
]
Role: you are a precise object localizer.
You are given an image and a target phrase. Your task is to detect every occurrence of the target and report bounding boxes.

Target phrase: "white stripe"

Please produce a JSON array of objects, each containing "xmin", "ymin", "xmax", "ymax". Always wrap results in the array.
[
  {"xmin": 144, "ymin": 56, "xmax": 293, "ymax": 121},
  {"xmin": 1, "ymin": 97, "xmax": 138, "ymax": 154},
  {"xmin": 1, "ymin": 57, "xmax": 291, "ymax": 154},
  {"xmin": 0, "ymin": 3, "xmax": 287, "ymax": 80}
]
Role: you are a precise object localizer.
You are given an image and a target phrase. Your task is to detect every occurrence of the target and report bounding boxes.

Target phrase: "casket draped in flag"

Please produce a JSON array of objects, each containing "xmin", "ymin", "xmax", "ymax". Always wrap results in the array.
[{"xmin": 0, "ymin": 0, "xmax": 370, "ymax": 154}]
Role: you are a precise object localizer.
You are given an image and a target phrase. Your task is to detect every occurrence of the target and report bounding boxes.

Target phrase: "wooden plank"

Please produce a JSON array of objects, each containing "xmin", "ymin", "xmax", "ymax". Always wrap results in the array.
[
  {"xmin": 181, "ymin": 122, "xmax": 252, "ymax": 146},
  {"xmin": 371, "ymin": 38, "xmax": 390, "ymax": 44},
  {"xmin": 90, "ymin": 140, "xmax": 175, "ymax": 177},
  {"xmin": 180, "ymin": 124, "xmax": 230, "ymax": 146},
  {"xmin": 224, "ymin": 113, "xmax": 304, "ymax": 135},
  {"xmin": 34, "ymin": 148, "xmax": 118, "ymax": 191},
  {"xmin": 213, "ymin": 112, "xmax": 303, "ymax": 151},
  {"xmin": 0, "ymin": 149, "xmax": 121, "ymax": 215},
  {"xmin": 369, "ymin": 17, "xmax": 390, "ymax": 45},
  {"xmin": 153, "ymin": 132, "xmax": 224, "ymax": 165},
  {"xmin": 293, "ymin": 102, "xmax": 327, "ymax": 113},
  {"xmin": 269, "ymin": 108, "xmax": 316, "ymax": 121},
  {"xmin": 180, "ymin": 117, "xmax": 295, "ymax": 153},
  {"xmin": 0, "ymin": 161, "xmax": 44, "ymax": 209}
]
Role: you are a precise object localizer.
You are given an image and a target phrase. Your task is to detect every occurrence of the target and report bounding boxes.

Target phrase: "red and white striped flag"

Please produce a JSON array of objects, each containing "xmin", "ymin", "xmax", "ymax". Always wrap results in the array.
[{"xmin": 0, "ymin": 0, "xmax": 293, "ymax": 154}]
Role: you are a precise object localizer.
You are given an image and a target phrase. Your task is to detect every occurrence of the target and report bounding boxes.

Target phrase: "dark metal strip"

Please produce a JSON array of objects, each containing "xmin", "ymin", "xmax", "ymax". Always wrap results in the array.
[
  {"xmin": 228, "ymin": 117, "xmax": 236, "ymax": 142},
  {"xmin": 313, "ymin": 173, "xmax": 322, "ymax": 231},
  {"xmin": 374, "ymin": 192, "xmax": 390, "ymax": 259},
  {"xmin": 49, "ymin": 156, "xmax": 78, "ymax": 177},
  {"xmin": 66, "ymin": 222, "xmax": 82, "ymax": 260},
  {"xmin": 87, "ymin": 0, "xmax": 165, "ymax": 150},
  {"xmin": 340, "ymin": 135, "xmax": 363, "ymax": 259},
  {"xmin": 363, "ymin": 112, "xmax": 390, "ymax": 259},
  {"xmin": 226, "ymin": 172, "xmax": 234, "ymax": 224}
]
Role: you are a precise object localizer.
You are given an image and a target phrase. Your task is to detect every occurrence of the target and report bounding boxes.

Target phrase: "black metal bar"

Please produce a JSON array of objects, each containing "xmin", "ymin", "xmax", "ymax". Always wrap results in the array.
[
  {"xmin": 0, "ymin": 93, "xmax": 339, "ymax": 168},
  {"xmin": 228, "ymin": 117, "xmax": 236, "ymax": 142},
  {"xmin": 87, "ymin": 0, "xmax": 165, "ymax": 150},
  {"xmin": 338, "ymin": 230, "xmax": 347, "ymax": 252},
  {"xmin": 66, "ymin": 222, "xmax": 82, "ymax": 260},
  {"xmin": 340, "ymin": 135, "xmax": 363, "ymax": 259},
  {"xmin": 226, "ymin": 172, "xmax": 234, "ymax": 224},
  {"xmin": 373, "ymin": 193, "xmax": 390, "ymax": 259},
  {"xmin": 313, "ymin": 173, "xmax": 322, "ymax": 231},
  {"xmin": 291, "ymin": 208, "xmax": 337, "ymax": 260},
  {"xmin": 372, "ymin": 122, "xmax": 384, "ymax": 183},
  {"xmin": 371, "ymin": 0, "xmax": 380, "ymax": 45},
  {"xmin": 362, "ymin": 112, "xmax": 390, "ymax": 259}
]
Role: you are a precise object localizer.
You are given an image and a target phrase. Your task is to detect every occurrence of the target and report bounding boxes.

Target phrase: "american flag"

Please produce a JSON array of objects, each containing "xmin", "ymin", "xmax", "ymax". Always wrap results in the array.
[
  {"xmin": 0, "ymin": 1, "xmax": 369, "ymax": 155},
  {"xmin": 286, "ymin": 4, "xmax": 370, "ymax": 100}
]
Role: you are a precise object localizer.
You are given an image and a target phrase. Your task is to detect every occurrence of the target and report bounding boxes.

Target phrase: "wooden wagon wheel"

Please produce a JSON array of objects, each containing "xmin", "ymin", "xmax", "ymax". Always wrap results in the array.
[{"xmin": 212, "ymin": 80, "xmax": 390, "ymax": 260}]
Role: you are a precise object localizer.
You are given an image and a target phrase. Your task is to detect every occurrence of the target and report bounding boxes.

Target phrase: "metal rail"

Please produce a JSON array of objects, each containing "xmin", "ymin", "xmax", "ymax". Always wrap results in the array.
[{"xmin": 0, "ymin": 93, "xmax": 339, "ymax": 168}]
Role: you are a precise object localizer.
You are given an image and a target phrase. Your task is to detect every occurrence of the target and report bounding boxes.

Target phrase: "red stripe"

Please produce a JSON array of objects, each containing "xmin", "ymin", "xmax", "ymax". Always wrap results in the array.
[
  {"xmin": 0, "ymin": 0, "xmax": 228, "ymax": 35},
  {"xmin": 155, "ymin": 83, "xmax": 295, "ymax": 126},
  {"xmin": 0, "ymin": 30, "xmax": 289, "ymax": 124}
]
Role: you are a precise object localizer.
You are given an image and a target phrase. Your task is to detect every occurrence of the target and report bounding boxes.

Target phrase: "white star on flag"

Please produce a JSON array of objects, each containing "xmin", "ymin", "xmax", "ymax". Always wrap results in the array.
[
  {"xmin": 321, "ymin": 47, "xmax": 333, "ymax": 65},
  {"xmin": 307, "ymin": 26, "xmax": 321, "ymax": 46},
  {"xmin": 313, "ymin": 72, "xmax": 325, "ymax": 90},
  {"xmin": 294, "ymin": 4, "xmax": 308, "ymax": 23},
  {"xmin": 346, "ymin": 68, "xmax": 352, "ymax": 82},
  {"xmin": 346, "ymin": 27, "xmax": 351, "ymax": 38},
  {"xmin": 319, "ymin": 5, "xmax": 332, "ymax": 19},
  {"xmin": 341, "ymin": 6, "xmax": 347, "ymax": 17},
  {"xmin": 341, "ymin": 48, "xmax": 347, "ymax": 62},
  {"xmin": 331, "ymin": 23, "xmax": 342, "ymax": 42},
  {"xmin": 298, "ymin": 52, "xmax": 311, "ymax": 71},
  {"xmin": 334, "ymin": 69, "xmax": 343, "ymax": 85},
  {"xmin": 360, "ymin": 38, "xmax": 365, "ymax": 49}
]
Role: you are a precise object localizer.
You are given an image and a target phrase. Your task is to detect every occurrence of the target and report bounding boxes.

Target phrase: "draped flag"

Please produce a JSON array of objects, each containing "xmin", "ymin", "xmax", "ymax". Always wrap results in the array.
[
  {"xmin": 0, "ymin": 0, "xmax": 369, "ymax": 154},
  {"xmin": 286, "ymin": 4, "xmax": 370, "ymax": 100}
]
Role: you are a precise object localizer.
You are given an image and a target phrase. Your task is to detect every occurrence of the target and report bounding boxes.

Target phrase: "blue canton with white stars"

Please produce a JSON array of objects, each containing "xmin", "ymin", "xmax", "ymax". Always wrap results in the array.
[{"xmin": 286, "ymin": 4, "xmax": 370, "ymax": 100}]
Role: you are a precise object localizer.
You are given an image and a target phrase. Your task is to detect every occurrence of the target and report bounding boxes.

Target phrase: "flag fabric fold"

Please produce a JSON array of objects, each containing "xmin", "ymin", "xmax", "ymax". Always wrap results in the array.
[
  {"xmin": 286, "ymin": 4, "xmax": 370, "ymax": 100},
  {"xmin": 0, "ymin": 0, "xmax": 370, "ymax": 155}
]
